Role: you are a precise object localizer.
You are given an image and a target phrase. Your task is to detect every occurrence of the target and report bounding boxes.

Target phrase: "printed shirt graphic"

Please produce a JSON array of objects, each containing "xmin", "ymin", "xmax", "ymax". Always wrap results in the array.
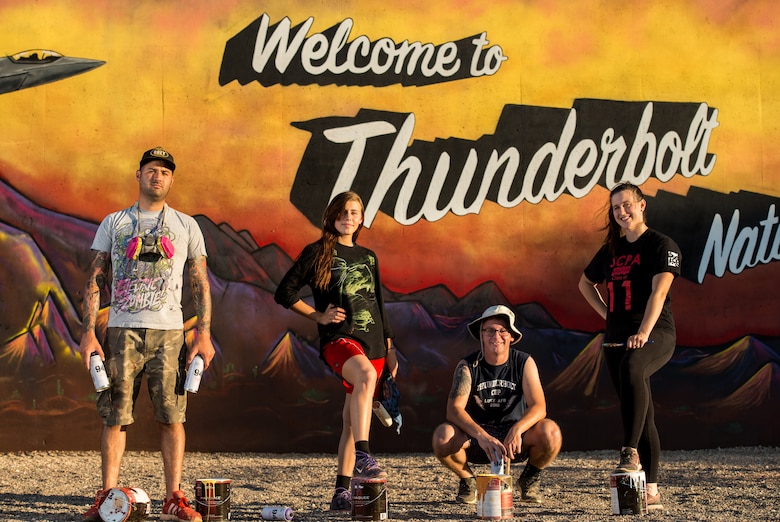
[
  {"xmin": 584, "ymin": 228, "xmax": 681, "ymax": 338},
  {"xmin": 274, "ymin": 241, "xmax": 393, "ymax": 360},
  {"xmin": 91, "ymin": 204, "xmax": 207, "ymax": 330},
  {"xmin": 463, "ymin": 349, "xmax": 529, "ymax": 426}
]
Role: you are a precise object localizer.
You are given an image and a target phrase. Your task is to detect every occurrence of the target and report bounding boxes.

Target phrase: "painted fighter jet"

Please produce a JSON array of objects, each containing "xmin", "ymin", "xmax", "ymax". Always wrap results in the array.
[{"xmin": 0, "ymin": 49, "xmax": 104, "ymax": 94}]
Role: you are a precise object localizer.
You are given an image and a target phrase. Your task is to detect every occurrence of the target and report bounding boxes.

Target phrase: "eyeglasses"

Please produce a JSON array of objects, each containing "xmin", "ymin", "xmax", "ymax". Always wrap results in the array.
[{"xmin": 482, "ymin": 328, "xmax": 510, "ymax": 337}]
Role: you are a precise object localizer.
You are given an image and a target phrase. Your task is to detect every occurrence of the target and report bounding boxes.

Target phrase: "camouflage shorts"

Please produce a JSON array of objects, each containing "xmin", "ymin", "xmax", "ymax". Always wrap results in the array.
[{"xmin": 97, "ymin": 327, "xmax": 187, "ymax": 426}]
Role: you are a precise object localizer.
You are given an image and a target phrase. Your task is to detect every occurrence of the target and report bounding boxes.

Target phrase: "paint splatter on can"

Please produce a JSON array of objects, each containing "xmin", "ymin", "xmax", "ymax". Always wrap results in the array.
[
  {"xmin": 610, "ymin": 470, "xmax": 647, "ymax": 515},
  {"xmin": 476, "ymin": 474, "xmax": 513, "ymax": 520},
  {"xmin": 195, "ymin": 478, "xmax": 231, "ymax": 521},
  {"xmin": 351, "ymin": 477, "xmax": 388, "ymax": 520},
  {"xmin": 98, "ymin": 487, "xmax": 151, "ymax": 522}
]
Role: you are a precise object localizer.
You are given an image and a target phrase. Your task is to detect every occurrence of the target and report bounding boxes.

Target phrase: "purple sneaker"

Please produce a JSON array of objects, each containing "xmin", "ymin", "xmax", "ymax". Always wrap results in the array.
[
  {"xmin": 353, "ymin": 451, "xmax": 387, "ymax": 479},
  {"xmin": 329, "ymin": 487, "xmax": 352, "ymax": 511}
]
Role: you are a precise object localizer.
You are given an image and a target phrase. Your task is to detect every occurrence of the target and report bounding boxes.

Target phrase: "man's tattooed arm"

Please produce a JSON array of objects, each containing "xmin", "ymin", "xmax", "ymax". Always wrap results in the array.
[
  {"xmin": 188, "ymin": 255, "xmax": 212, "ymax": 335},
  {"xmin": 449, "ymin": 361, "xmax": 472, "ymax": 400},
  {"xmin": 82, "ymin": 251, "xmax": 110, "ymax": 334}
]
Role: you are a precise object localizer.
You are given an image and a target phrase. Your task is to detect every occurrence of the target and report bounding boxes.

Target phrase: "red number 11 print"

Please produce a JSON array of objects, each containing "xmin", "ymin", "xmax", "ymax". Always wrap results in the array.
[{"xmin": 607, "ymin": 281, "xmax": 632, "ymax": 312}]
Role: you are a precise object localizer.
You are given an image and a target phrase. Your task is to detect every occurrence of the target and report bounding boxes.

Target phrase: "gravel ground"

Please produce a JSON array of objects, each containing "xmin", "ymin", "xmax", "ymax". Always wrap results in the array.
[{"xmin": 0, "ymin": 448, "xmax": 778, "ymax": 521}]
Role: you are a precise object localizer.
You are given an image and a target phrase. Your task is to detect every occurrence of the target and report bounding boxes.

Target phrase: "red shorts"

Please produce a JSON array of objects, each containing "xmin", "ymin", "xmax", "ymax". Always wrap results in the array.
[{"xmin": 322, "ymin": 338, "xmax": 385, "ymax": 394}]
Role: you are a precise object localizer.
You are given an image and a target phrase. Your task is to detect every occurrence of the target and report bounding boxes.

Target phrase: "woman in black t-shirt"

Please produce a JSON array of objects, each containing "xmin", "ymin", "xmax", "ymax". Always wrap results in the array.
[
  {"xmin": 275, "ymin": 191, "xmax": 396, "ymax": 512},
  {"xmin": 579, "ymin": 183, "xmax": 681, "ymax": 511}
]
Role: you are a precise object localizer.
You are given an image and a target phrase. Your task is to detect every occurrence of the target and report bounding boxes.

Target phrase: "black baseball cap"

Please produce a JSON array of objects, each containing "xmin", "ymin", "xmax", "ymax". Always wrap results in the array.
[{"xmin": 139, "ymin": 146, "xmax": 176, "ymax": 171}]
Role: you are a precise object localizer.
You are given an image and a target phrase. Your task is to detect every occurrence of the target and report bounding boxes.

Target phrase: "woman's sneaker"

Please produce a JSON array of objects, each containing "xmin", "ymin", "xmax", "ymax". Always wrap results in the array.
[
  {"xmin": 647, "ymin": 491, "xmax": 664, "ymax": 511},
  {"xmin": 161, "ymin": 490, "xmax": 202, "ymax": 522},
  {"xmin": 329, "ymin": 487, "xmax": 352, "ymax": 511},
  {"xmin": 614, "ymin": 447, "xmax": 642, "ymax": 473},
  {"xmin": 354, "ymin": 451, "xmax": 387, "ymax": 479}
]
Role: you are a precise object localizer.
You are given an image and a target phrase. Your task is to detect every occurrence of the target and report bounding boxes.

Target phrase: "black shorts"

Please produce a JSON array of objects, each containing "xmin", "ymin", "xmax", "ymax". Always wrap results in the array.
[{"xmin": 465, "ymin": 423, "xmax": 529, "ymax": 464}]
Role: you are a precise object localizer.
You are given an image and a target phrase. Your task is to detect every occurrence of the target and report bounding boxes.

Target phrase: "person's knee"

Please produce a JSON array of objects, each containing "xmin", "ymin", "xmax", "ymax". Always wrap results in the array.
[
  {"xmin": 527, "ymin": 419, "xmax": 562, "ymax": 452},
  {"xmin": 545, "ymin": 419, "xmax": 563, "ymax": 450},
  {"xmin": 345, "ymin": 360, "xmax": 378, "ymax": 391},
  {"xmin": 432, "ymin": 423, "xmax": 457, "ymax": 457}
]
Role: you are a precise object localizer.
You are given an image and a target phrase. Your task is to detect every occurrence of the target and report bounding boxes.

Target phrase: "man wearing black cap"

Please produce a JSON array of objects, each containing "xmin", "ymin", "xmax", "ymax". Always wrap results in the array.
[
  {"xmin": 79, "ymin": 146, "xmax": 215, "ymax": 522},
  {"xmin": 432, "ymin": 305, "xmax": 562, "ymax": 505}
]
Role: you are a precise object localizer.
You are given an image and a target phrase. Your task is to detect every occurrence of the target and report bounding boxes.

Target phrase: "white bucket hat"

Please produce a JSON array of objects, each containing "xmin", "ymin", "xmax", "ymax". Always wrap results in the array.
[{"xmin": 467, "ymin": 304, "xmax": 523, "ymax": 344}]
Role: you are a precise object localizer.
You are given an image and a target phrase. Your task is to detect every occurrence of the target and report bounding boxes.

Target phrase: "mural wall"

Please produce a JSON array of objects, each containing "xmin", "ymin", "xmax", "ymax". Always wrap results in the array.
[{"xmin": 0, "ymin": 1, "xmax": 778, "ymax": 452}]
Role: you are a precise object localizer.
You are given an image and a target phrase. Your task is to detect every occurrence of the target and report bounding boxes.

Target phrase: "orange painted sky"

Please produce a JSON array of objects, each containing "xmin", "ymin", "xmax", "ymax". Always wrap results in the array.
[{"xmin": 1, "ymin": 0, "xmax": 779, "ymax": 342}]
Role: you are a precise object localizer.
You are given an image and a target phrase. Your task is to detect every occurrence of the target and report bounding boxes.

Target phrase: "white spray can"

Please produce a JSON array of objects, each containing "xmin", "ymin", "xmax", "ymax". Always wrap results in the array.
[
  {"xmin": 184, "ymin": 355, "xmax": 204, "ymax": 393},
  {"xmin": 261, "ymin": 505, "xmax": 293, "ymax": 520},
  {"xmin": 89, "ymin": 352, "xmax": 110, "ymax": 392}
]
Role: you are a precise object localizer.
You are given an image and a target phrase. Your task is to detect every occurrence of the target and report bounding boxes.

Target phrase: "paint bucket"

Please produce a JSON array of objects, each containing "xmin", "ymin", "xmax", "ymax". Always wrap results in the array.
[
  {"xmin": 350, "ymin": 477, "xmax": 388, "ymax": 520},
  {"xmin": 195, "ymin": 478, "xmax": 231, "ymax": 521},
  {"xmin": 476, "ymin": 474, "xmax": 513, "ymax": 520},
  {"xmin": 609, "ymin": 470, "xmax": 647, "ymax": 515},
  {"xmin": 98, "ymin": 487, "xmax": 151, "ymax": 522}
]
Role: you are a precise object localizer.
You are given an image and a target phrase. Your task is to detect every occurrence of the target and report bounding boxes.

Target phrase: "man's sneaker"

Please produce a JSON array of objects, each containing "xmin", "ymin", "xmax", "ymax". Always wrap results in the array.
[
  {"xmin": 83, "ymin": 489, "xmax": 108, "ymax": 521},
  {"xmin": 518, "ymin": 472, "xmax": 543, "ymax": 504},
  {"xmin": 614, "ymin": 447, "xmax": 642, "ymax": 473},
  {"xmin": 329, "ymin": 487, "xmax": 352, "ymax": 511},
  {"xmin": 354, "ymin": 450, "xmax": 387, "ymax": 479},
  {"xmin": 161, "ymin": 490, "xmax": 203, "ymax": 522},
  {"xmin": 455, "ymin": 476, "xmax": 477, "ymax": 504},
  {"xmin": 647, "ymin": 491, "xmax": 664, "ymax": 511}
]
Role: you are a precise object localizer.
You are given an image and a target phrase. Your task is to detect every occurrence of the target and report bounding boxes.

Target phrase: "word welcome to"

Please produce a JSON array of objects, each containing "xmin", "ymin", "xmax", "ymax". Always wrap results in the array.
[
  {"xmin": 290, "ymin": 99, "xmax": 719, "ymax": 227},
  {"xmin": 220, "ymin": 13, "xmax": 507, "ymax": 87}
]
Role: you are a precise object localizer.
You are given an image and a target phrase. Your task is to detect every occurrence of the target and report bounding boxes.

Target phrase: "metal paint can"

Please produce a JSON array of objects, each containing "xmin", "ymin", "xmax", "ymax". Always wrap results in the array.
[
  {"xmin": 350, "ymin": 477, "xmax": 388, "ymax": 520},
  {"xmin": 98, "ymin": 487, "xmax": 151, "ymax": 522},
  {"xmin": 195, "ymin": 478, "xmax": 231, "ymax": 521},
  {"xmin": 609, "ymin": 470, "xmax": 647, "ymax": 515},
  {"xmin": 476, "ymin": 474, "xmax": 513, "ymax": 520}
]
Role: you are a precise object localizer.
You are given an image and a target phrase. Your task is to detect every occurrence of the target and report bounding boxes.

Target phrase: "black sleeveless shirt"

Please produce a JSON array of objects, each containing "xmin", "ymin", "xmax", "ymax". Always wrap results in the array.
[{"xmin": 463, "ymin": 349, "xmax": 529, "ymax": 426}]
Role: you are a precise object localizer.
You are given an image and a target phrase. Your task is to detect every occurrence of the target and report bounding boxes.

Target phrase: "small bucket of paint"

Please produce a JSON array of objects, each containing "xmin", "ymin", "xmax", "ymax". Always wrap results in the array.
[
  {"xmin": 350, "ymin": 476, "xmax": 388, "ymax": 520},
  {"xmin": 195, "ymin": 478, "xmax": 231, "ymax": 521},
  {"xmin": 609, "ymin": 470, "xmax": 647, "ymax": 515},
  {"xmin": 476, "ymin": 474, "xmax": 513, "ymax": 519},
  {"xmin": 98, "ymin": 487, "xmax": 152, "ymax": 522}
]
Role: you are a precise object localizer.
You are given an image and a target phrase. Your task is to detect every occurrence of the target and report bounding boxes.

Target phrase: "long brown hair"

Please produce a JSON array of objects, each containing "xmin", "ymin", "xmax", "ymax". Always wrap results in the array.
[
  {"xmin": 311, "ymin": 191, "xmax": 365, "ymax": 290},
  {"xmin": 602, "ymin": 183, "xmax": 646, "ymax": 256}
]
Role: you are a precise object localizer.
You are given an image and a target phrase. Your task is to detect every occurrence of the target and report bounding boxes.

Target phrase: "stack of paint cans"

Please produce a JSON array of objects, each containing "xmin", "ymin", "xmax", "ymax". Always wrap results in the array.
[
  {"xmin": 350, "ymin": 476, "xmax": 388, "ymax": 520},
  {"xmin": 609, "ymin": 470, "xmax": 648, "ymax": 515}
]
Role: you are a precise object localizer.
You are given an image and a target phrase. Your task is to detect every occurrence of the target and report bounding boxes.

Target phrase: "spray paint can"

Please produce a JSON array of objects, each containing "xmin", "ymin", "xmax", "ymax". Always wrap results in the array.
[
  {"xmin": 261, "ymin": 505, "xmax": 294, "ymax": 520},
  {"xmin": 184, "ymin": 355, "xmax": 204, "ymax": 393},
  {"xmin": 89, "ymin": 352, "xmax": 110, "ymax": 392}
]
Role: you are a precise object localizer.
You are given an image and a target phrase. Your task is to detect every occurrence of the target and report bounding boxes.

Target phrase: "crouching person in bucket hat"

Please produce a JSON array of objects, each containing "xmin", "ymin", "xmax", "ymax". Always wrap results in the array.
[{"xmin": 432, "ymin": 305, "xmax": 562, "ymax": 505}]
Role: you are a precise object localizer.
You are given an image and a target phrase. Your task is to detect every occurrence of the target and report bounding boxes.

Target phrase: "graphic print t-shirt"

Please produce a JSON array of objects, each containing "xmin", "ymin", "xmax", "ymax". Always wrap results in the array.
[
  {"xmin": 91, "ymin": 204, "xmax": 207, "ymax": 330},
  {"xmin": 584, "ymin": 228, "xmax": 681, "ymax": 338},
  {"xmin": 464, "ymin": 349, "xmax": 529, "ymax": 426},
  {"xmin": 274, "ymin": 241, "xmax": 393, "ymax": 360}
]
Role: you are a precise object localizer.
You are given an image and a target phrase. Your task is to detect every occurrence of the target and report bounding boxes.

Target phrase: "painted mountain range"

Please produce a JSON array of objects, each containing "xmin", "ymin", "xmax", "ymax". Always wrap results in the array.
[{"xmin": 0, "ymin": 174, "xmax": 778, "ymax": 452}]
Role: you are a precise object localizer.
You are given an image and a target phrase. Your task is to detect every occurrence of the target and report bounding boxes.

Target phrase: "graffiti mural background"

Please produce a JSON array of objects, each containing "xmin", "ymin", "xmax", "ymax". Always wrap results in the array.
[{"xmin": 0, "ymin": 1, "xmax": 778, "ymax": 452}]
